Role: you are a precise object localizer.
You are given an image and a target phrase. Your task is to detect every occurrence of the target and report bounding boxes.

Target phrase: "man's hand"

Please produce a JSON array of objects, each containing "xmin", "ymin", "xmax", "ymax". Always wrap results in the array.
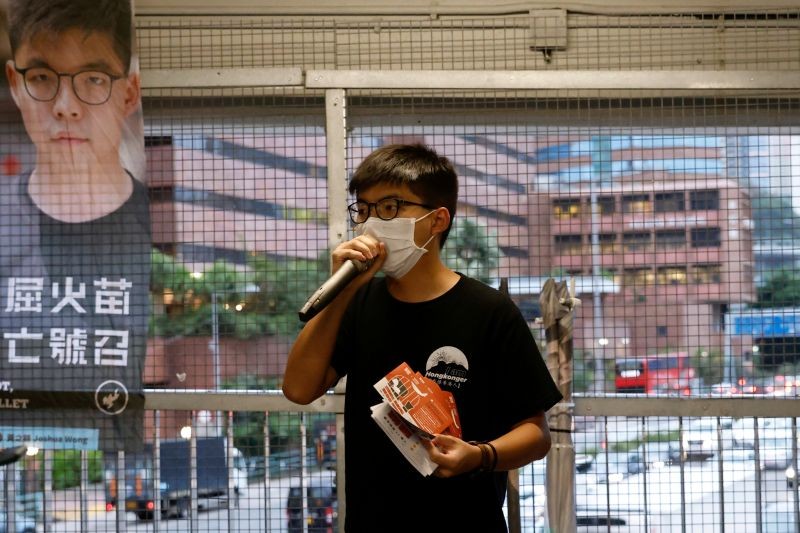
[
  {"xmin": 331, "ymin": 234, "xmax": 385, "ymax": 276},
  {"xmin": 422, "ymin": 434, "xmax": 482, "ymax": 478}
]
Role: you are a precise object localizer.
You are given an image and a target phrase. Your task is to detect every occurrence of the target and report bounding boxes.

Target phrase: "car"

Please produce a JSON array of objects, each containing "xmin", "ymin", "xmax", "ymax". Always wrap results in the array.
[
  {"xmin": 586, "ymin": 452, "xmax": 635, "ymax": 484},
  {"xmin": 760, "ymin": 436, "xmax": 795, "ymax": 470},
  {"xmin": 629, "ymin": 441, "xmax": 679, "ymax": 469},
  {"xmin": 0, "ymin": 511, "xmax": 37, "ymax": 533},
  {"xmin": 732, "ymin": 417, "xmax": 793, "ymax": 449},
  {"xmin": 680, "ymin": 418, "xmax": 733, "ymax": 461},
  {"xmin": 286, "ymin": 479, "xmax": 337, "ymax": 533}
]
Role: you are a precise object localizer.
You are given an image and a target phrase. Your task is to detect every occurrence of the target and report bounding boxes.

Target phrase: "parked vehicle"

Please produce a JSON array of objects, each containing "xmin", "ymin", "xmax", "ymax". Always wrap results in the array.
[
  {"xmin": 104, "ymin": 437, "xmax": 247, "ymax": 520},
  {"xmin": 615, "ymin": 352, "xmax": 693, "ymax": 395},
  {"xmin": 286, "ymin": 479, "xmax": 337, "ymax": 533},
  {"xmin": 586, "ymin": 452, "xmax": 636, "ymax": 484},
  {"xmin": 680, "ymin": 417, "xmax": 733, "ymax": 461},
  {"xmin": 759, "ymin": 436, "xmax": 796, "ymax": 470},
  {"xmin": 0, "ymin": 511, "xmax": 36, "ymax": 533},
  {"xmin": 629, "ymin": 441, "xmax": 680, "ymax": 469},
  {"xmin": 732, "ymin": 417, "xmax": 793, "ymax": 449}
]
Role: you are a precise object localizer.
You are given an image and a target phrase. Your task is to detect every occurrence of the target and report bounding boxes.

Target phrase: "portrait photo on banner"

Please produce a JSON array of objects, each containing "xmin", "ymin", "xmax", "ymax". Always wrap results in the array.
[{"xmin": 0, "ymin": 0, "xmax": 150, "ymax": 453}]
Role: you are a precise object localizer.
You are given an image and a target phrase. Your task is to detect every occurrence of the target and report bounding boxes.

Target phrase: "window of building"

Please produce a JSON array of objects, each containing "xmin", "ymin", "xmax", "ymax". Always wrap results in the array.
[
  {"xmin": 654, "ymin": 192, "xmax": 685, "ymax": 213},
  {"xmin": 552, "ymin": 198, "xmax": 581, "ymax": 219},
  {"xmin": 656, "ymin": 325, "xmax": 668, "ymax": 337},
  {"xmin": 554, "ymin": 234, "xmax": 583, "ymax": 254},
  {"xmin": 622, "ymin": 232, "xmax": 651, "ymax": 252},
  {"xmin": 654, "ymin": 230, "xmax": 686, "ymax": 249},
  {"xmin": 598, "ymin": 196, "xmax": 616, "ymax": 215},
  {"xmin": 656, "ymin": 266, "xmax": 688, "ymax": 285},
  {"xmin": 622, "ymin": 194, "xmax": 651, "ymax": 214},
  {"xmin": 623, "ymin": 268, "xmax": 654, "ymax": 286},
  {"xmin": 691, "ymin": 227, "xmax": 721, "ymax": 248},
  {"xmin": 599, "ymin": 233, "xmax": 617, "ymax": 254},
  {"xmin": 690, "ymin": 190, "xmax": 720, "ymax": 210},
  {"xmin": 692, "ymin": 264, "xmax": 722, "ymax": 284}
]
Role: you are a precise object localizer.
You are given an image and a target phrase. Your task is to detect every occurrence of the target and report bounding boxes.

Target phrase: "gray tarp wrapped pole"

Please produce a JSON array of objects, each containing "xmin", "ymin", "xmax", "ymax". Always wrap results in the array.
[{"xmin": 540, "ymin": 278, "xmax": 580, "ymax": 533}]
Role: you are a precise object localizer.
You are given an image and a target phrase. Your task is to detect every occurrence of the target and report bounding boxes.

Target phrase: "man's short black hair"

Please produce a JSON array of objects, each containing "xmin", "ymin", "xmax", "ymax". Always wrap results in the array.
[
  {"xmin": 349, "ymin": 143, "xmax": 459, "ymax": 248},
  {"xmin": 8, "ymin": 0, "xmax": 133, "ymax": 73}
]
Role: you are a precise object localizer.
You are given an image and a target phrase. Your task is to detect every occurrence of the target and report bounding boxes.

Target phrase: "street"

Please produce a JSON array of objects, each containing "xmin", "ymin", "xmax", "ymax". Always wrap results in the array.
[{"xmin": 30, "ymin": 416, "xmax": 800, "ymax": 532}]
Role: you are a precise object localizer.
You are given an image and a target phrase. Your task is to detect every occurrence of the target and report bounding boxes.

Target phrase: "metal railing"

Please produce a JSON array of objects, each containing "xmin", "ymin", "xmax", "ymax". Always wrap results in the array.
[{"xmin": 5, "ymin": 391, "xmax": 799, "ymax": 532}]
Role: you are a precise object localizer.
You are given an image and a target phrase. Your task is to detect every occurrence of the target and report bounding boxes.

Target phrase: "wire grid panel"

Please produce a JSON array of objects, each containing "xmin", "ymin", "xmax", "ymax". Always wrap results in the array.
[
  {"xmin": 1, "ymin": 7, "xmax": 799, "ymax": 533},
  {"xmin": 136, "ymin": 12, "xmax": 800, "ymax": 72},
  {"xmin": 345, "ymin": 87, "xmax": 800, "ymax": 532}
]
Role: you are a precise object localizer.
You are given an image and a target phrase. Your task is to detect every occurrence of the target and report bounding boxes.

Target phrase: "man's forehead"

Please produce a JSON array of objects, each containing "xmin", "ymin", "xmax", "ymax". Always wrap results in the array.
[
  {"xmin": 15, "ymin": 29, "xmax": 124, "ymax": 72},
  {"xmin": 357, "ymin": 184, "xmax": 418, "ymax": 201}
]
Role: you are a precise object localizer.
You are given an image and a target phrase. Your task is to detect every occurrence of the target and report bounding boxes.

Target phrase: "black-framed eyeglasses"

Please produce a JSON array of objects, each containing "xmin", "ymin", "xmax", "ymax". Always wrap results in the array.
[
  {"xmin": 13, "ymin": 64, "xmax": 123, "ymax": 105},
  {"xmin": 347, "ymin": 198, "xmax": 436, "ymax": 224}
]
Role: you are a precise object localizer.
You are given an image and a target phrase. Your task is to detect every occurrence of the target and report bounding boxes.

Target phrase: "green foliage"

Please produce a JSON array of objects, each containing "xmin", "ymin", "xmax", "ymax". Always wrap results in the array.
[
  {"xmin": 442, "ymin": 218, "xmax": 501, "ymax": 282},
  {"xmin": 691, "ymin": 348, "xmax": 724, "ymax": 385},
  {"xmin": 52, "ymin": 450, "xmax": 103, "ymax": 490},
  {"xmin": 754, "ymin": 269, "xmax": 800, "ymax": 308},
  {"xmin": 750, "ymin": 193, "xmax": 800, "ymax": 243},
  {"xmin": 150, "ymin": 248, "xmax": 328, "ymax": 339},
  {"xmin": 222, "ymin": 374, "xmax": 303, "ymax": 455}
]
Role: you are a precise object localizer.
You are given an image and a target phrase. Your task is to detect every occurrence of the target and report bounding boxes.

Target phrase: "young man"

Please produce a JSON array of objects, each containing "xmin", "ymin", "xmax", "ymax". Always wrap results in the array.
[
  {"xmin": 0, "ymin": 0, "xmax": 149, "ymax": 450},
  {"xmin": 284, "ymin": 144, "xmax": 562, "ymax": 531}
]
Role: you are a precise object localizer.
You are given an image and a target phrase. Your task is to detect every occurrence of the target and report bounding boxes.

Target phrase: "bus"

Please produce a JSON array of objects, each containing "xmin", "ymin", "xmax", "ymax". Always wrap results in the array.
[{"xmin": 615, "ymin": 352, "xmax": 694, "ymax": 395}]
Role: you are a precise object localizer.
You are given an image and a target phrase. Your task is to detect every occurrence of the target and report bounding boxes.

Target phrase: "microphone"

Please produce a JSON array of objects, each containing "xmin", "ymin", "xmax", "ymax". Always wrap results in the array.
[{"xmin": 298, "ymin": 259, "xmax": 371, "ymax": 322}]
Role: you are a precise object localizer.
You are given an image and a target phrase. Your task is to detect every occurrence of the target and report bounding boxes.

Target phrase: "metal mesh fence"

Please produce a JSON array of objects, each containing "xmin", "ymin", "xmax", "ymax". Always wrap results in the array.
[{"xmin": 1, "ymin": 7, "xmax": 799, "ymax": 533}]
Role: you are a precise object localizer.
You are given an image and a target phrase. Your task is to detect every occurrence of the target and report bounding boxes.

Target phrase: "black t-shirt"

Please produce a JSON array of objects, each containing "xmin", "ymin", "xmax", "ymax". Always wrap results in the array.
[
  {"xmin": 331, "ymin": 274, "xmax": 562, "ymax": 532},
  {"xmin": 0, "ymin": 172, "xmax": 150, "ymax": 451}
]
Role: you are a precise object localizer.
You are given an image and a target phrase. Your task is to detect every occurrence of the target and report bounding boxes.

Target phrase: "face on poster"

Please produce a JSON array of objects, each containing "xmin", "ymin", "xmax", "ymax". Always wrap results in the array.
[
  {"xmin": 5, "ymin": 0, "xmax": 144, "ymax": 217},
  {"xmin": 0, "ymin": 0, "xmax": 149, "ymax": 451}
]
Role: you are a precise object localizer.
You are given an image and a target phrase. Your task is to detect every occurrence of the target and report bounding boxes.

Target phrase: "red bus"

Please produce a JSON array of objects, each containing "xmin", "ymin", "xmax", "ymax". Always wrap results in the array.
[{"xmin": 615, "ymin": 352, "xmax": 694, "ymax": 395}]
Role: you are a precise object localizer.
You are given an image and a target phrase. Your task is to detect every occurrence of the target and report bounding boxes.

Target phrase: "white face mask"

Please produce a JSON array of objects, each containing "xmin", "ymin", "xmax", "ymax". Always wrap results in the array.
[{"xmin": 358, "ymin": 211, "xmax": 436, "ymax": 279}]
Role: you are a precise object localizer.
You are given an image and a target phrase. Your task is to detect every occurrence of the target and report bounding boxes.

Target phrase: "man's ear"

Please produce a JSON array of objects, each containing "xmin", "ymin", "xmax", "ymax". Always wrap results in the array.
[
  {"xmin": 121, "ymin": 72, "xmax": 141, "ymax": 118},
  {"xmin": 431, "ymin": 207, "xmax": 451, "ymax": 237},
  {"xmin": 5, "ymin": 61, "xmax": 22, "ymax": 108}
]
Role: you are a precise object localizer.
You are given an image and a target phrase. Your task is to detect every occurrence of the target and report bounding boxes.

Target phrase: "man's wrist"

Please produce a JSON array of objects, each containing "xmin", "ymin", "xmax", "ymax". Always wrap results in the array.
[
  {"xmin": 468, "ymin": 441, "xmax": 498, "ymax": 474},
  {"xmin": 467, "ymin": 441, "xmax": 484, "ymax": 472}
]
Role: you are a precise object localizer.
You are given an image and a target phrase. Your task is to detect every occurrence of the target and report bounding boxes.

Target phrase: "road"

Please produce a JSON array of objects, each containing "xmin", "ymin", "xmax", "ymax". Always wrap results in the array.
[{"xmin": 47, "ymin": 473, "xmax": 325, "ymax": 533}]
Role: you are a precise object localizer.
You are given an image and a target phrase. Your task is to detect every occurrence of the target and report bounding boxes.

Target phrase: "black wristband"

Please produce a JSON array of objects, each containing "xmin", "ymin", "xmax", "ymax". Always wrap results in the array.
[
  {"xmin": 468, "ymin": 440, "xmax": 497, "ymax": 473},
  {"xmin": 484, "ymin": 441, "xmax": 498, "ymax": 472}
]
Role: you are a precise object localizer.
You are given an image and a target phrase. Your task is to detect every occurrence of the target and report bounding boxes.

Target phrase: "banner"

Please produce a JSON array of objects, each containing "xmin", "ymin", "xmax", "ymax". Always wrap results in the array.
[{"xmin": 0, "ymin": 0, "xmax": 148, "ymax": 451}]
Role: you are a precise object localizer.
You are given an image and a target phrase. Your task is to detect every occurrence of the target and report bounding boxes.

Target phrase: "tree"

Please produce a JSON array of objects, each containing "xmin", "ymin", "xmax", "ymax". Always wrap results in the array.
[
  {"xmin": 442, "ymin": 218, "xmax": 501, "ymax": 282},
  {"xmin": 149, "ymin": 248, "xmax": 328, "ymax": 339},
  {"xmin": 754, "ymin": 269, "xmax": 800, "ymax": 308}
]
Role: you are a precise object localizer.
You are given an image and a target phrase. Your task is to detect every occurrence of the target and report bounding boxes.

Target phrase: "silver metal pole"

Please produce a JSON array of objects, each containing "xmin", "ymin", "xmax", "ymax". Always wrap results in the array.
[
  {"xmin": 43, "ymin": 450, "xmax": 52, "ymax": 533},
  {"xmin": 678, "ymin": 417, "xmax": 686, "ymax": 533},
  {"xmin": 116, "ymin": 450, "xmax": 126, "ymax": 532},
  {"xmin": 154, "ymin": 410, "xmax": 162, "ymax": 531},
  {"xmin": 4, "ymin": 461, "xmax": 16, "ymax": 533},
  {"xmin": 325, "ymin": 86, "xmax": 349, "ymax": 533},
  {"xmin": 717, "ymin": 417, "xmax": 726, "ymax": 533},
  {"xmin": 80, "ymin": 450, "xmax": 89, "ymax": 533},
  {"xmin": 190, "ymin": 415, "xmax": 199, "ymax": 532},
  {"xmin": 211, "ymin": 293, "xmax": 222, "ymax": 435},
  {"xmin": 300, "ymin": 412, "xmax": 308, "ymax": 533}
]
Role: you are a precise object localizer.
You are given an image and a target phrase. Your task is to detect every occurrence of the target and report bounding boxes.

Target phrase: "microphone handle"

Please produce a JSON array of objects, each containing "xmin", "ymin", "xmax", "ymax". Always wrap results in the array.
[{"xmin": 298, "ymin": 259, "xmax": 369, "ymax": 322}]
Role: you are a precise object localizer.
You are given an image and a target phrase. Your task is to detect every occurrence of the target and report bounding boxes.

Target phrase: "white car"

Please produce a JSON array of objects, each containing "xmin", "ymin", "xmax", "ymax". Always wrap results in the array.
[
  {"xmin": 681, "ymin": 418, "xmax": 732, "ymax": 460},
  {"xmin": 760, "ymin": 437, "xmax": 794, "ymax": 470},
  {"xmin": 732, "ymin": 417, "xmax": 794, "ymax": 449}
]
